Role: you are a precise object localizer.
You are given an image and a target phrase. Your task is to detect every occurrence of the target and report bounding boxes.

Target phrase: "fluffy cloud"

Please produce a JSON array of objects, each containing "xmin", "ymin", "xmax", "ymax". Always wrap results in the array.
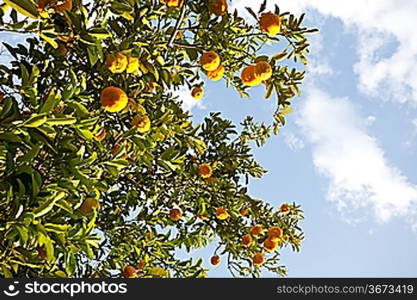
[
  {"xmin": 233, "ymin": 0, "xmax": 417, "ymax": 104},
  {"xmin": 283, "ymin": 131, "xmax": 305, "ymax": 151},
  {"xmin": 297, "ymin": 87, "xmax": 417, "ymax": 224}
]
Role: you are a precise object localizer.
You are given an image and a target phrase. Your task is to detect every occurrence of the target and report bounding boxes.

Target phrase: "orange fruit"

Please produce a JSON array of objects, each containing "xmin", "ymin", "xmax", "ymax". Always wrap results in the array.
[
  {"xmin": 267, "ymin": 226, "xmax": 282, "ymax": 240},
  {"xmin": 53, "ymin": 0, "xmax": 72, "ymax": 12},
  {"xmin": 131, "ymin": 115, "xmax": 151, "ymax": 133},
  {"xmin": 123, "ymin": 265, "xmax": 137, "ymax": 278},
  {"xmin": 198, "ymin": 163, "xmax": 212, "ymax": 178},
  {"xmin": 200, "ymin": 51, "xmax": 221, "ymax": 71},
  {"xmin": 241, "ymin": 65, "xmax": 262, "ymax": 86},
  {"xmin": 210, "ymin": 255, "xmax": 220, "ymax": 266},
  {"xmin": 215, "ymin": 207, "xmax": 229, "ymax": 220},
  {"xmin": 100, "ymin": 86, "xmax": 128, "ymax": 113},
  {"xmin": 37, "ymin": 246, "xmax": 47, "ymax": 260},
  {"xmin": 209, "ymin": 0, "xmax": 228, "ymax": 16},
  {"xmin": 206, "ymin": 177, "xmax": 216, "ymax": 184},
  {"xmin": 250, "ymin": 225, "xmax": 264, "ymax": 236},
  {"xmin": 169, "ymin": 208, "xmax": 182, "ymax": 221},
  {"xmin": 198, "ymin": 213, "xmax": 209, "ymax": 220},
  {"xmin": 252, "ymin": 252, "xmax": 265, "ymax": 266},
  {"xmin": 126, "ymin": 56, "xmax": 140, "ymax": 73},
  {"xmin": 241, "ymin": 234, "xmax": 253, "ymax": 247},
  {"xmin": 255, "ymin": 61, "xmax": 273, "ymax": 81},
  {"xmin": 239, "ymin": 207, "xmax": 249, "ymax": 217},
  {"xmin": 206, "ymin": 64, "xmax": 225, "ymax": 81},
  {"xmin": 191, "ymin": 86, "xmax": 204, "ymax": 100},
  {"xmin": 79, "ymin": 197, "xmax": 100, "ymax": 215},
  {"xmin": 106, "ymin": 52, "xmax": 128, "ymax": 74},
  {"xmin": 280, "ymin": 203, "xmax": 290, "ymax": 212},
  {"xmin": 263, "ymin": 237, "xmax": 278, "ymax": 252},
  {"xmin": 259, "ymin": 12, "xmax": 282, "ymax": 36},
  {"xmin": 161, "ymin": 0, "xmax": 184, "ymax": 8}
]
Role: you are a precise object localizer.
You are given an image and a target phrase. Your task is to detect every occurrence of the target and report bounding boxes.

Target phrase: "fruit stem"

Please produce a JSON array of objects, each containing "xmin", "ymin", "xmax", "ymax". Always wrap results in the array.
[{"xmin": 167, "ymin": 0, "xmax": 188, "ymax": 48}]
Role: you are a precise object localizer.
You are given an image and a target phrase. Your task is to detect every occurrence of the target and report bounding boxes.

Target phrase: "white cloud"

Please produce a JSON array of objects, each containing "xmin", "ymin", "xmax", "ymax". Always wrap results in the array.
[
  {"xmin": 412, "ymin": 119, "xmax": 417, "ymax": 130},
  {"xmin": 233, "ymin": 0, "xmax": 417, "ymax": 104},
  {"xmin": 283, "ymin": 131, "xmax": 305, "ymax": 151},
  {"xmin": 173, "ymin": 86, "xmax": 205, "ymax": 112},
  {"xmin": 297, "ymin": 87, "xmax": 417, "ymax": 225}
]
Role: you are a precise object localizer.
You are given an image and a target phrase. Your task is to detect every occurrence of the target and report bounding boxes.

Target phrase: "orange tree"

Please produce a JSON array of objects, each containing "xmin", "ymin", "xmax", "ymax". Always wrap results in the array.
[{"xmin": 0, "ymin": 0, "xmax": 316, "ymax": 278}]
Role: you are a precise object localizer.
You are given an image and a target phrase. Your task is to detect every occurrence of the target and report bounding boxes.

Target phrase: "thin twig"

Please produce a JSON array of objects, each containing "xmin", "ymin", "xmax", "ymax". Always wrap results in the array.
[{"xmin": 168, "ymin": 0, "xmax": 188, "ymax": 47}]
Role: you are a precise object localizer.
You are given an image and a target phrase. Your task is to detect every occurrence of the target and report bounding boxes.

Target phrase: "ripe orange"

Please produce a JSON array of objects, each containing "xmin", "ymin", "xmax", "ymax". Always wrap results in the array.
[
  {"xmin": 198, "ymin": 163, "xmax": 212, "ymax": 178},
  {"xmin": 137, "ymin": 259, "xmax": 145, "ymax": 270},
  {"xmin": 106, "ymin": 52, "xmax": 128, "ymax": 74},
  {"xmin": 255, "ymin": 61, "xmax": 273, "ymax": 81},
  {"xmin": 131, "ymin": 115, "xmax": 151, "ymax": 133},
  {"xmin": 191, "ymin": 86, "xmax": 204, "ymax": 100},
  {"xmin": 169, "ymin": 208, "xmax": 182, "ymax": 222},
  {"xmin": 79, "ymin": 197, "xmax": 100, "ymax": 215},
  {"xmin": 123, "ymin": 265, "xmax": 137, "ymax": 278},
  {"xmin": 239, "ymin": 207, "xmax": 249, "ymax": 217},
  {"xmin": 280, "ymin": 203, "xmax": 290, "ymax": 212},
  {"xmin": 241, "ymin": 234, "xmax": 253, "ymax": 247},
  {"xmin": 37, "ymin": 246, "xmax": 47, "ymax": 260},
  {"xmin": 241, "ymin": 65, "xmax": 262, "ymax": 86},
  {"xmin": 210, "ymin": 255, "xmax": 220, "ymax": 266},
  {"xmin": 215, "ymin": 207, "xmax": 229, "ymax": 220},
  {"xmin": 206, "ymin": 64, "xmax": 225, "ymax": 81},
  {"xmin": 252, "ymin": 252, "xmax": 265, "ymax": 266},
  {"xmin": 162, "ymin": 0, "xmax": 184, "ymax": 8},
  {"xmin": 206, "ymin": 177, "xmax": 216, "ymax": 184},
  {"xmin": 200, "ymin": 51, "xmax": 221, "ymax": 71},
  {"xmin": 263, "ymin": 237, "xmax": 278, "ymax": 252},
  {"xmin": 100, "ymin": 86, "xmax": 128, "ymax": 113},
  {"xmin": 267, "ymin": 226, "xmax": 282, "ymax": 240},
  {"xmin": 53, "ymin": 0, "xmax": 72, "ymax": 12},
  {"xmin": 126, "ymin": 56, "xmax": 140, "ymax": 73},
  {"xmin": 250, "ymin": 225, "xmax": 264, "ymax": 236},
  {"xmin": 209, "ymin": 0, "xmax": 228, "ymax": 16},
  {"xmin": 259, "ymin": 12, "xmax": 282, "ymax": 36}
]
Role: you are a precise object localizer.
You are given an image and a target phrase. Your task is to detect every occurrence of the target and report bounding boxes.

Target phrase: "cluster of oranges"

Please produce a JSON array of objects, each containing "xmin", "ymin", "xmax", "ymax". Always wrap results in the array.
[
  {"xmin": 106, "ymin": 52, "xmax": 140, "ymax": 74},
  {"xmin": 210, "ymin": 203, "xmax": 291, "ymax": 268},
  {"xmin": 241, "ymin": 61, "xmax": 273, "ymax": 87},
  {"xmin": 162, "ymin": 0, "xmax": 228, "ymax": 16}
]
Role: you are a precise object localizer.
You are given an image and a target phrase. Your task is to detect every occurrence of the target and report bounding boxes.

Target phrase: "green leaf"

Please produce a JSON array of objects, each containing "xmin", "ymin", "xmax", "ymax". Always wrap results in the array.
[
  {"xmin": 22, "ymin": 114, "xmax": 48, "ymax": 128},
  {"xmin": 4, "ymin": 0, "xmax": 38, "ymax": 19}
]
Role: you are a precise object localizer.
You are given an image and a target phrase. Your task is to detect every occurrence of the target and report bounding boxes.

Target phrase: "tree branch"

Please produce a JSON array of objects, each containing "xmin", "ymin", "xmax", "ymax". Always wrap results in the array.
[{"xmin": 168, "ymin": 0, "xmax": 188, "ymax": 47}]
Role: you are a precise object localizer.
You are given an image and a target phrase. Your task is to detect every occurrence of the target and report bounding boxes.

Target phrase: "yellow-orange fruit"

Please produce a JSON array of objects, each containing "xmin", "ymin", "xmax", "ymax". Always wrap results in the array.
[
  {"xmin": 161, "ymin": 0, "xmax": 184, "ymax": 8},
  {"xmin": 37, "ymin": 246, "xmax": 47, "ymax": 260},
  {"xmin": 206, "ymin": 64, "xmax": 225, "ymax": 81},
  {"xmin": 169, "ymin": 208, "xmax": 182, "ymax": 221},
  {"xmin": 259, "ymin": 12, "xmax": 282, "ymax": 36},
  {"xmin": 200, "ymin": 51, "xmax": 221, "ymax": 72},
  {"xmin": 210, "ymin": 255, "xmax": 220, "ymax": 266},
  {"xmin": 239, "ymin": 207, "xmax": 249, "ymax": 217},
  {"xmin": 79, "ymin": 197, "xmax": 100, "ymax": 215},
  {"xmin": 250, "ymin": 225, "xmax": 264, "ymax": 236},
  {"xmin": 100, "ymin": 86, "xmax": 128, "ymax": 112},
  {"xmin": 215, "ymin": 207, "xmax": 229, "ymax": 220},
  {"xmin": 53, "ymin": 0, "xmax": 72, "ymax": 12},
  {"xmin": 209, "ymin": 0, "xmax": 228, "ymax": 16},
  {"xmin": 106, "ymin": 52, "xmax": 128, "ymax": 74},
  {"xmin": 198, "ymin": 213, "xmax": 209, "ymax": 220},
  {"xmin": 267, "ymin": 226, "xmax": 282, "ymax": 240},
  {"xmin": 191, "ymin": 86, "xmax": 204, "ymax": 100},
  {"xmin": 126, "ymin": 56, "xmax": 140, "ymax": 73},
  {"xmin": 241, "ymin": 65, "xmax": 262, "ymax": 86},
  {"xmin": 280, "ymin": 203, "xmax": 290, "ymax": 212},
  {"xmin": 131, "ymin": 115, "xmax": 151, "ymax": 133},
  {"xmin": 198, "ymin": 163, "xmax": 212, "ymax": 178},
  {"xmin": 123, "ymin": 265, "xmax": 137, "ymax": 278},
  {"xmin": 252, "ymin": 252, "xmax": 265, "ymax": 266},
  {"xmin": 241, "ymin": 234, "xmax": 253, "ymax": 247},
  {"xmin": 255, "ymin": 61, "xmax": 273, "ymax": 81},
  {"xmin": 264, "ymin": 237, "xmax": 278, "ymax": 252}
]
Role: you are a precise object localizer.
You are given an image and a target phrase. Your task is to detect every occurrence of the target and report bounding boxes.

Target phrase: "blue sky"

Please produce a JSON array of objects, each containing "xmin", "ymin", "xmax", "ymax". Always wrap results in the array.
[
  {"xmin": 179, "ymin": 0, "xmax": 417, "ymax": 277},
  {"xmin": 2, "ymin": 0, "xmax": 417, "ymax": 277}
]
